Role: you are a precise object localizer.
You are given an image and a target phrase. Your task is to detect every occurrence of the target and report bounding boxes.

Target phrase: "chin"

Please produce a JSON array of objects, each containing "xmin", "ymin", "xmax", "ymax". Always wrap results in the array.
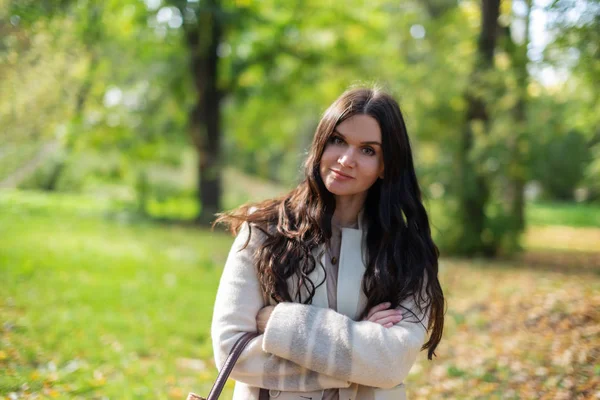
[
  {"xmin": 324, "ymin": 185, "xmax": 358, "ymax": 197},
  {"xmin": 324, "ymin": 185, "xmax": 342, "ymax": 196}
]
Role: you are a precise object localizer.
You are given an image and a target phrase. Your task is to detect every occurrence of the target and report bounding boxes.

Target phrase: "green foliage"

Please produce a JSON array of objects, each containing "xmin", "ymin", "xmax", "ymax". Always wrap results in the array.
[
  {"xmin": 542, "ymin": 0, "xmax": 599, "ymax": 203},
  {"xmin": 16, "ymin": 150, "xmax": 126, "ymax": 193},
  {"xmin": 2, "ymin": 0, "xmax": 598, "ymax": 255},
  {"xmin": 16, "ymin": 151, "xmax": 71, "ymax": 192},
  {"xmin": 531, "ymin": 130, "xmax": 591, "ymax": 200},
  {"xmin": 584, "ymin": 142, "xmax": 600, "ymax": 200}
]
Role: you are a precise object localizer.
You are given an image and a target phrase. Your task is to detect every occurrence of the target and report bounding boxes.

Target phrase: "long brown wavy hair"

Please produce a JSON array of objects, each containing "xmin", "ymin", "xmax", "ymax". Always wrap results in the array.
[{"xmin": 214, "ymin": 87, "xmax": 444, "ymax": 359}]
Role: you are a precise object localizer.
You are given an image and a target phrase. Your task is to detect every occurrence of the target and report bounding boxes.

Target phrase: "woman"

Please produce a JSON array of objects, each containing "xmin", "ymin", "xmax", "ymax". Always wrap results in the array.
[{"xmin": 211, "ymin": 87, "xmax": 445, "ymax": 400}]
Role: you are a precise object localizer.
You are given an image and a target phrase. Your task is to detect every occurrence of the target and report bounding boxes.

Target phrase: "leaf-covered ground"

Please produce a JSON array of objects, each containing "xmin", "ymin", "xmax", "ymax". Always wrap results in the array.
[
  {"xmin": 1, "ymin": 191, "xmax": 598, "ymax": 399},
  {"xmin": 410, "ymin": 259, "xmax": 600, "ymax": 399}
]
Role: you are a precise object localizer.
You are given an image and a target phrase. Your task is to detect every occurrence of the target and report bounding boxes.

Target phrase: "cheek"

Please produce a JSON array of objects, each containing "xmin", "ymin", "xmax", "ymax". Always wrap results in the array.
[
  {"xmin": 320, "ymin": 146, "xmax": 336, "ymax": 165},
  {"xmin": 364, "ymin": 157, "xmax": 383, "ymax": 177},
  {"xmin": 319, "ymin": 148, "xmax": 333, "ymax": 174}
]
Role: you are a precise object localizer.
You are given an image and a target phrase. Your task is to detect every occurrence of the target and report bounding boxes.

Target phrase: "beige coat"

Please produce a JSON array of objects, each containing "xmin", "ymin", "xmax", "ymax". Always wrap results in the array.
[{"xmin": 211, "ymin": 215, "xmax": 429, "ymax": 400}]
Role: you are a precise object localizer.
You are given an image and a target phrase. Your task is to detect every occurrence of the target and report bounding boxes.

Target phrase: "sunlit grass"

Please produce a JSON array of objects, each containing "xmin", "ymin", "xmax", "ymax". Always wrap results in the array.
[
  {"xmin": 526, "ymin": 201, "xmax": 600, "ymax": 228},
  {"xmin": 0, "ymin": 191, "xmax": 235, "ymax": 399}
]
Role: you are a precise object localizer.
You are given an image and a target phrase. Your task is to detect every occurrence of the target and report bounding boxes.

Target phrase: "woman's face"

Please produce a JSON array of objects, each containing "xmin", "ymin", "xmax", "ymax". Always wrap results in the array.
[{"xmin": 319, "ymin": 114, "xmax": 385, "ymax": 199}]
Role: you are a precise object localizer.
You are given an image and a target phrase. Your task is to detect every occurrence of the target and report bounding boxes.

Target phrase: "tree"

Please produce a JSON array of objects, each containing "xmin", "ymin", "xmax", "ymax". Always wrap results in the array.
[
  {"xmin": 544, "ymin": 0, "xmax": 600, "ymax": 200},
  {"xmin": 484, "ymin": 0, "xmax": 534, "ymax": 250},
  {"xmin": 456, "ymin": 0, "xmax": 501, "ymax": 256},
  {"xmin": 174, "ymin": 0, "xmax": 225, "ymax": 224},
  {"xmin": 166, "ymin": 0, "xmax": 377, "ymax": 222}
]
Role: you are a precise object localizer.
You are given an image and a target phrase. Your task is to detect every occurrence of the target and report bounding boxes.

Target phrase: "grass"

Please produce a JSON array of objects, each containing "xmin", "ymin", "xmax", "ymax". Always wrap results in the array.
[
  {"xmin": 138, "ymin": 167, "xmax": 291, "ymax": 220},
  {"xmin": 0, "ymin": 190, "xmax": 236, "ymax": 399},
  {"xmin": 526, "ymin": 201, "xmax": 600, "ymax": 228},
  {"xmin": 1, "ymin": 190, "xmax": 599, "ymax": 399}
]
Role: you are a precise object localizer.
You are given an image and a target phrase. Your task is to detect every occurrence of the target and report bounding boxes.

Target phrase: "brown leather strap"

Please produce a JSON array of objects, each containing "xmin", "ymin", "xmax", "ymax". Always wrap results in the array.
[
  {"xmin": 187, "ymin": 388, "xmax": 269, "ymax": 400},
  {"xmin": 205, "ymin": 332, "xmax": 258, "ymax": 400},
  {"xmin": 259, "ymin": 388, "xmax": 269, "ymax": 400},
  {"xmin": 186, "ymin": 332, "xmax": 271, "ymax": 400}
]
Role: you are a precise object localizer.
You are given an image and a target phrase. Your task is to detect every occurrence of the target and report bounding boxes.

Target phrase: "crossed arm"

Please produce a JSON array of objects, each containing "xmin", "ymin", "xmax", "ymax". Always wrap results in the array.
[
  {"xmin": 211, "ymin": 224, "xmax": 349, "ymax": 391},
  {"xmin": 211, "ymin": 224, "xmax": 429, "ymax": 390}
]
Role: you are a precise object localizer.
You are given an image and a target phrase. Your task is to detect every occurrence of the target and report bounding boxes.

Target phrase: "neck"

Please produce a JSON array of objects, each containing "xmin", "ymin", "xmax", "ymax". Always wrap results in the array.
[{"xmin": 332, "ymin": 194, "xmax": 365, "ymax": 228}]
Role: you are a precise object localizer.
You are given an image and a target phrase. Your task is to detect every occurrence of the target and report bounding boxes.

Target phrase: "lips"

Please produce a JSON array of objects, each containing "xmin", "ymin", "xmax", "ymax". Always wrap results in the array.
[{"xmin": 331, "ymin": 169, "xmax": 353, "ymax": 179}]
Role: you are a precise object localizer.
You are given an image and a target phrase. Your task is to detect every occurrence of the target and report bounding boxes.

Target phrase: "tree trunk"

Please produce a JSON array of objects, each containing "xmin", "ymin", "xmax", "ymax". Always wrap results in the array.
[
  {"xmin": 186, "ymin": 0, "xmax": 223, "ymax": 225},
  {"xmin": 457, "ymin": 0, "xmax": 501, "ymax": 256},
  {"xmin": 496, "ymin": 0, "xmax": 531, "ymax": 250},
  {"xmin": 509, "ymin": 0, "xmax": 532, "ymax": 236}
]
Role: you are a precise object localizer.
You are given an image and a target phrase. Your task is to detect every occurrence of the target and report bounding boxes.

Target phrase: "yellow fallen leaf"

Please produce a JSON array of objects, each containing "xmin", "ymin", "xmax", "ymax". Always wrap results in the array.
[{"xmin": 169, "ymin": 387, "xmax": 183, "ymax": 398}]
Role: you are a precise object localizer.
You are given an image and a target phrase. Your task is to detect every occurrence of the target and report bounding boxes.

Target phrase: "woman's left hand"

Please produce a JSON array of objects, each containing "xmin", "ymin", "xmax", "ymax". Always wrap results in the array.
[
  {"xmin": 256, "ymin": 305, "xmax": 275, "ymax": 334},
  {"xmin": 363, "ymin": 302, "xmax": 403, "ymax": 328}
]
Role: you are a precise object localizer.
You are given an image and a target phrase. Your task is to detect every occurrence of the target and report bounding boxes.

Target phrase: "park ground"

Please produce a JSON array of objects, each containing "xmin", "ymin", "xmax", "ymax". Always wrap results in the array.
[{"xmin": 1, "ymin": 189, "xmax": 599, "ymax": 399}]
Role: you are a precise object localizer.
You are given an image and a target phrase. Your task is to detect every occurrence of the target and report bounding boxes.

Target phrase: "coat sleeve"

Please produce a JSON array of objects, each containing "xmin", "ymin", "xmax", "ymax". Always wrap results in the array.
[
  {"xmin": 262, "ymin": 293, "xmax": 429, "ymax": 389},
  {"xmin": 211, "ymin": 223, "xmax": 351, "ymax": 391}
]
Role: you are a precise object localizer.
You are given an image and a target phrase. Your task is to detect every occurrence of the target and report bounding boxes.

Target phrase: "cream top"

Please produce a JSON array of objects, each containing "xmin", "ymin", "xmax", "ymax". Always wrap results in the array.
[{"xmin": 323, "ymin": 220, "xmax": 359, "ymax": 400}]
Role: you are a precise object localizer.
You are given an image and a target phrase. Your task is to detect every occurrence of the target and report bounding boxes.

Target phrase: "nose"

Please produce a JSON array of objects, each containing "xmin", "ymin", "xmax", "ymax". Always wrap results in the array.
[{"xmin": 338, "ymin": 149, "xmax": 356, "ymax": 168}]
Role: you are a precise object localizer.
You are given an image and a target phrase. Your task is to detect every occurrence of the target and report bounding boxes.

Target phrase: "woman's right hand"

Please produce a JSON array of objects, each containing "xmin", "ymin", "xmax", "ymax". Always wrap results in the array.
[
  {"xmin": 256, "ymin": 305, "xmax": 275, "ymax": 334},
  {"xmin": 363, "ymin": 302, "xmax": 402, "ymax": 328}
]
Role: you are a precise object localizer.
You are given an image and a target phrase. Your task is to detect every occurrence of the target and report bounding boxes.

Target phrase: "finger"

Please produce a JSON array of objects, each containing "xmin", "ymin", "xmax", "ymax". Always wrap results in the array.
[
  {"xmin": 368, "ymin": 309, "xmax": 401, "ymax": 322},
  {"xmin": 372, "ymin": 314, "xmax": 402, "ymax": 326},
  {"xmin": 366, "ymin": 302, "xmax": 390, "ymax": 320},
  {"xmin": 366, "ymin": 302, "xmax": 391, "ymax": 320},
  {"xmin": 368, "ymin": 310, "xmax": 395, "ymax": 322},
  {"xmin": 384, "ymin": 322, "xmax": 393, "ymax": 328}
]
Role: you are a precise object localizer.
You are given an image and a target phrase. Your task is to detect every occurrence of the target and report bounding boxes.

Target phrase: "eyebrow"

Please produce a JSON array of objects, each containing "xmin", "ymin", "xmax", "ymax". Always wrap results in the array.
[{"xmin": 333, "ymin": 130, "xmax": 381, "ymax": 146}]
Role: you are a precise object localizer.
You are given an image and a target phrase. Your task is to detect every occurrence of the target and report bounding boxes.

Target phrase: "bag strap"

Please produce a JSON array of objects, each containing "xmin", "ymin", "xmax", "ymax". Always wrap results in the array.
[{"xmin": 204, "ymin": 332, "xmax": 259, "ymax": 400}]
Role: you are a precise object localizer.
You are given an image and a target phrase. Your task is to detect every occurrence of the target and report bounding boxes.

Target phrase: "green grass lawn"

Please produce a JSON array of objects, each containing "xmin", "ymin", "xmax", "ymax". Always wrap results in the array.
[
  {"xmin": 0, "ymin": 191, "xmax": 236, "ymax": 399},
  {"xmin": 526, "ymin": 201, "xmax": 600, "ymax": 228},
  {"xmin": 1, "ymin": 190, "xmax": 599, "ymax": 399}
]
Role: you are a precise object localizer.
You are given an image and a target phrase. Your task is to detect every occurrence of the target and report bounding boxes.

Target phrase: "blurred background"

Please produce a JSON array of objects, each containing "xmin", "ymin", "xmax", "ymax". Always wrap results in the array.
[{"xmin": 0, "ymin": 0, "xmax": 598, "ymax": 399}]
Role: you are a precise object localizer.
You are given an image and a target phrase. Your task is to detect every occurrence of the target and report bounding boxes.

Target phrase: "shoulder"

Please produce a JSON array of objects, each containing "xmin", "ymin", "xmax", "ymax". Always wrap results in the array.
[{"xmin": 231, "ymin": 218, "xmax": 281, "ymax": 262}]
